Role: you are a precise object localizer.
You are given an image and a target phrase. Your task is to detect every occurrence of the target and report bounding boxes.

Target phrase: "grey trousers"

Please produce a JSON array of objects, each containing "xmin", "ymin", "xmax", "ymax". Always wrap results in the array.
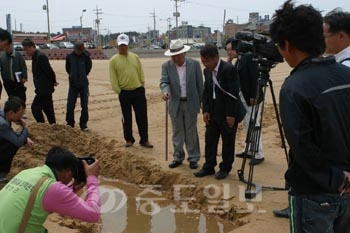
[{"xmin": 170, "ymin": 102, "xmax": 200, "ymax": 162}]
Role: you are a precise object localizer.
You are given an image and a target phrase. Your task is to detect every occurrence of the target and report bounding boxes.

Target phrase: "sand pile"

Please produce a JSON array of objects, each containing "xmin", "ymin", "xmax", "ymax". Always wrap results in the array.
[{"xmin": 8, "ymin": 123, "xmax": 247, "ymax": 232}]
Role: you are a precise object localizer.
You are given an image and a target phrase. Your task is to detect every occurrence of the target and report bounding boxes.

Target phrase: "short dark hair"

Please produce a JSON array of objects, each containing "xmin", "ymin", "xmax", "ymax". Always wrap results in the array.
[
  {"xmin": 21, "ymin": 38, "xmax": 35, "ymax": 47},
  {"xmin": 324, "ymin": 11, "xmax": 350, "ymax": 35},
  {"xmin": 225, "ymin": 37, "xmax": 239, "ymax": 51},
  {"xmin": 0, "ymin": 28, "xmax": 12, "ymax": 44},
  {"xmin": 45, "ymin": 146, "xmax": 78, "ymax": 175},
  {"xmin": 200, "ymin": 44, "xmax": 219, "ymax": 59},
  {"xmin": 269, "ymin": 0, "xmax": 325, "ymax": 56},
  {"xmin": 4, "ymin": 96, "xmax": 25, "ymax": 114}
]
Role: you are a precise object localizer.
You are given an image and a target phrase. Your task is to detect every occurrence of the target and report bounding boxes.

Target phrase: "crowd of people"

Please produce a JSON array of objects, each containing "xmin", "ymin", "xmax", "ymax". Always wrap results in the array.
[{"xmin": 0, "ymin": 0, "xmax": 350, "ymax": 232}]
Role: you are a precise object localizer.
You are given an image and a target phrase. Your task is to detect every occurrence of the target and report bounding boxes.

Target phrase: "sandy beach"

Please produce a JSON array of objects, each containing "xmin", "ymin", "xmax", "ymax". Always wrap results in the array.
[{"xmin": 0, "ymin": 50, "xmax": 293, "ymax": 233}]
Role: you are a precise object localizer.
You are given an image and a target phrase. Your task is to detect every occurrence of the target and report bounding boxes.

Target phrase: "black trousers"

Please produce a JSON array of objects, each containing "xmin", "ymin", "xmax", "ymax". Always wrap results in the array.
[
  {"xmin": 203, "ymin": 118, "xmax": 238, "ymax": 173},
  {"xmin": 0, "ymin": 139, "xmax": 19, "ymax": 174},
  {"xmin": 31, "ymin": 94, "xmax": 56, "ymax": 124},
  {"xmin": 119, "ymin": 86, "xmax": 149, "ymax": 144},
  {"xmin": 66, "ymin": 85, "xmax": 89, "ymax": 129},
  {"xmin": 3, "ymin": 81, "xmax": 26, "ymax": 103}
]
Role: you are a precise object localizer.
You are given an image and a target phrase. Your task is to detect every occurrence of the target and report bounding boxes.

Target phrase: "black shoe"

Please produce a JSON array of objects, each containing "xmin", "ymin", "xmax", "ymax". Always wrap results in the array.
[
  {"xmin": 193, "ymin": 169, "xmax": 215, "ymax": 177},
  {"xmin": 189, "ymin": 162, "xmax": 198, "ymax": 169},
  {"xmin": 249, "ymin": 158, "xmax": 265, "ymax": 165},
  {"xmin": 169, "ymin": 161, "xmax": 182, "ymax": 168},
  {"xmin": 125, "ymin": 141, "xmax": 134, "ymax": 147},
  {"xmin": 236, "ymin": 152, "xmax": 252, "ymax": 159},
  {"xmin": 273, "ymin": 207, "xmax": 290, "ymax": 218},
  {"xmin": 140, "ymin": 141, "xmax": 154, "ymax": 148},
  {"xmin": 215, "ymin": 170, "xmax": 229, "ymax": 180}
]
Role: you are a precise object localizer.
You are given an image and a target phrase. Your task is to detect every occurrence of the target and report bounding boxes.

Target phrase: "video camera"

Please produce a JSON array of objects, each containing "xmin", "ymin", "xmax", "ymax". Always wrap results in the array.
[
  {"xmin": 75, "ymin": 156, "xmax": 96, "ymax": 183},
  {"xmin": 233, "ymin": 31, "xmax": 283, "ymax": 64}
]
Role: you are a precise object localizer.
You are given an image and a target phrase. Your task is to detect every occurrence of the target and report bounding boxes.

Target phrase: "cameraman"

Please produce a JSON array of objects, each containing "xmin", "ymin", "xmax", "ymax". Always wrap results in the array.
[
  {"xmin": 225, "ymin": 38, "xmax": 265, "ymax": 165},
  {"xmin": 0, "ymin": 146, "xmax": 101, "ymax": 232},
  {"xmin": 270, "ymin": 1, "xmax": 350, "ymax": 232},
  {"xmin": 324, "ymin": 10, "xmax": 350, "ymax": 67}
]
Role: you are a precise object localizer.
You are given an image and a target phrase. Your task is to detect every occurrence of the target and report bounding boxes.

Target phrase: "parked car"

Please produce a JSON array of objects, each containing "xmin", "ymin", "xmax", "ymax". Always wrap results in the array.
[
  {"xmin": 59, "ymin": 42, "xmax": 74, "ymax": 49},
  {"xmin": 39, "ymin": 43, "xmax": 59, "ymax": 49},
  {"xmin": 150, "ymin": 44, "xmax": 161, "ymax": 49},
  {"xmin": 13, "ymin": 42, "xmax": 23, "ymax": 51},
  {"xmin": 84, "ymin": 42, "xmax": 96, "ymax": 49}
]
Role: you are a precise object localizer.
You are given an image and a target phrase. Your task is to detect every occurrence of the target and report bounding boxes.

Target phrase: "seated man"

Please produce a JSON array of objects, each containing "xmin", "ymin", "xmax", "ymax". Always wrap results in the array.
[{"xmin": 0, "ymin": 96, "xmax": 34, "ymax": 183}]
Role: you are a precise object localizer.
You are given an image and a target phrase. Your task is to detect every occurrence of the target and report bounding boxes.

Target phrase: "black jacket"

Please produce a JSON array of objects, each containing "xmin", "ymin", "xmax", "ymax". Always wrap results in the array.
[
  {"xmin": 280, "ymin": 56, "xmax": 350, "ymax": 194},
  {"xmin": 235, "ymin": 52, "xmax": 262, "ymax": 105},
  {"xmin": 65, "ymin": 51, "xmax": 92, "ymax": 88},
  {"xmin": 202, "ymin": 60, "xmax": 240, "ymax": 122},
  {"xmin": 32, "ymin": 50, "xmax": 56, "ymax": 96}
]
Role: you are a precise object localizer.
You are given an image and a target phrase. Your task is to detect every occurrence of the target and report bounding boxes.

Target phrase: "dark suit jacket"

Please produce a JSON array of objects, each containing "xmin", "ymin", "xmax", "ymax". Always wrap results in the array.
[
  {"xmin": 235, "ymin": 52, "xmax": 262, "ymax": 105},
  {"xmin": 202, "ymin": 60, "xmax": 240, "ymax": 122},
  {"xmin": 32, "ymin": 50, "xmax": 56, "ymax": 96}
]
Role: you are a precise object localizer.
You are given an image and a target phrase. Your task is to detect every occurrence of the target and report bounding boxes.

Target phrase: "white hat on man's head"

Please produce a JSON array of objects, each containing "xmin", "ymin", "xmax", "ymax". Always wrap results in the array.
[
  {"xmin": 164, "ymin": 39, "xmax": 191, "ymax": 56},
  {"xmin": 117, "ymin": 34, "xmax": 129, "ymax": 46}
]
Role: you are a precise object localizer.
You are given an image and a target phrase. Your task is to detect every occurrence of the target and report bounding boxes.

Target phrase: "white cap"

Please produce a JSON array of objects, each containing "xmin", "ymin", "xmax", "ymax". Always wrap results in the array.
[{"xmin": 117, "ymin": 34, "xmax": 129, "ymax": 46}]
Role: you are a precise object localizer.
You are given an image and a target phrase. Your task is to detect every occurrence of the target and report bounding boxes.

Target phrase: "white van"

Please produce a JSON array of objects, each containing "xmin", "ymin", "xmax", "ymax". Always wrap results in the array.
[{"xmin": 59, "ymin": 42, "xmax": 74, "ymax": 49}]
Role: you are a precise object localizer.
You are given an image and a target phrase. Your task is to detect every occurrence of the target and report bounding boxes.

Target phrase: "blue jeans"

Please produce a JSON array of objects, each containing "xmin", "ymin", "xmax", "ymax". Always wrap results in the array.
[{"xmin": 289, "ymin": 193, "xmax": 350, "ymax": 233}]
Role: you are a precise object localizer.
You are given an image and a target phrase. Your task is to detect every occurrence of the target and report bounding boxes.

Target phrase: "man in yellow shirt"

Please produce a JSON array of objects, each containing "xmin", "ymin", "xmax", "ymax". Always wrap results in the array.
[{"xmin": 109, "ymin": 34, "xmax": 153, "ymax": 148}]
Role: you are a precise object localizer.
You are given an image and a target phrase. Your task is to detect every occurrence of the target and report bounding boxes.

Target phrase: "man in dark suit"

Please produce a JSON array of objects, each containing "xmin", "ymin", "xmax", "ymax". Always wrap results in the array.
[
  {"xmin": 194, "ymin": 44, "xmax": 240, "ymax": 180},
  {"xmin": 22, "ymin": 38, "xmax": 58, "ymax": 124},
  {"xmin": 225, "ymin": 38, "xmax": 265, "ymax": 165},
  {"xmin": 160, "ymin": 39, "xmax": 203, "ymax": 169}
]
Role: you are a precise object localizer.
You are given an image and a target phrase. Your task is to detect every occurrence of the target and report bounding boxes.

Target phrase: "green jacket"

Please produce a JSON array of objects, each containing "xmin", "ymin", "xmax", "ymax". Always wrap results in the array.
[{"xmin": 0, "ymin": 165, "xmax": 56, "ymax": 233}]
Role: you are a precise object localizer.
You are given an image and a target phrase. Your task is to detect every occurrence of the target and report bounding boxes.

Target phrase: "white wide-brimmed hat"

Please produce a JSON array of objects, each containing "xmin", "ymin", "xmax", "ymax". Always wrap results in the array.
[{"xmin": 164, "ymin": 39, "xmax": 191, "ymax": 56}]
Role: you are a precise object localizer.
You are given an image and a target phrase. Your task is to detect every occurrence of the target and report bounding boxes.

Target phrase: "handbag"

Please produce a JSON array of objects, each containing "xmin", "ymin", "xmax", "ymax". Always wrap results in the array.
[
  {"xmin": 18, "ymin": 176, "xmax": 48, "ymax": 233},
  {"xmin": 212, "ymin": 75, "xmax": 246, "ymax": 123}
]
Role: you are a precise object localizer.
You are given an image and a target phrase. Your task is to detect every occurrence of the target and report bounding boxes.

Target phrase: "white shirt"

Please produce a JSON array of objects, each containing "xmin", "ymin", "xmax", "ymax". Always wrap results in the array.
[
  {"xmin": 212, "ymin": 60, "xmax": 221, "ymax": 99},
  {"xmin": 176, "ymin": 60, "xmax": 187, "ymax": 98},
  {"xmin": 335, "ymin": 46, "xmax": 350, "ymax": 68}
]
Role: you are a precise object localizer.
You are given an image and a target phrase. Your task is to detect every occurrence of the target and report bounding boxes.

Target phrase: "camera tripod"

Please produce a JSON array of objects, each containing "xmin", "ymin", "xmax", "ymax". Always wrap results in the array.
[{"xmin": 237, "ymin": 59, "xmax": 289, "ymax": 199}]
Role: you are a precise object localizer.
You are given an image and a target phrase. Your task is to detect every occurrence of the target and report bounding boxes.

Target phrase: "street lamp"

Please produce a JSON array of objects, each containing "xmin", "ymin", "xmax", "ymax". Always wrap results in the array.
[
  {"xmin": 80, "ymin": 9, "xmax": 87, "ymax": 40},
  {"xmin": 42, "ymin": 0, "xmax": 51, "ymax": 42}
]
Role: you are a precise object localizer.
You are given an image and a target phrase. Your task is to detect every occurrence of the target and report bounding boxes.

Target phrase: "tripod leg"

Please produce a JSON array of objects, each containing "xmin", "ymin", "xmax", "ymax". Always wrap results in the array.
[
  {"xmin": 268, "ymin": 79, "xmax": 289, "ymax": 164},
  {"xmin": 238, "ymin": 95, "xmax": 257, "ymax": 181}
]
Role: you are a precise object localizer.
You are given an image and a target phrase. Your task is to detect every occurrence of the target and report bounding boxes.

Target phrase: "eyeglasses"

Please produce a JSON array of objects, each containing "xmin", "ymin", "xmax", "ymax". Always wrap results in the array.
[{"xmin": 324, "ymin": 33, "xmax": 336, "ymax": 38}]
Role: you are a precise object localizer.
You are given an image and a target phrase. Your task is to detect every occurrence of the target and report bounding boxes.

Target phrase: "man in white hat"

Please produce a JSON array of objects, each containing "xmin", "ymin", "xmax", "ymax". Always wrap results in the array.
[
  {"xmin": 160, "ymin": 39, "xmax": 203, "ymax": 169},
  {"xmin": 109, "ymin": 34, "xmax": 153, "ymax": 148}
]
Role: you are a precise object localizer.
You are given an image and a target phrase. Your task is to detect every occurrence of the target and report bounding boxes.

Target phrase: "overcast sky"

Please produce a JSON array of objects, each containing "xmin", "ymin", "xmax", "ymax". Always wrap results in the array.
[{"xmin": 1, "ymin": 0, "xmax": 349, "ymax": 35}]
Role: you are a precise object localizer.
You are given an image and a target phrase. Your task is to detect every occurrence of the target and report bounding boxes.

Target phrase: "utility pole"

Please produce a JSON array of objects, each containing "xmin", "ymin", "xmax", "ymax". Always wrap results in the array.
[
  {"xmin": 93, "ymin": 6, "xmax": 103, "ymax": 45},
  {"xmin": 150, "ymin": 9, "xmax": 156, "ymax": 43},
  {"xmin": 160, "ymin": 17, "xmax": 172, "ymax": 48},
  {"xmin": 43, "ymin": 0, "xmax": 51, "ymax": 42},
  {"xmin": 171, "ymin": 0, "xmax": 185, "ymax": 39},
  {"xmin": 223, "ymin": 9, "xmax": 226, "ymax": 37}
]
